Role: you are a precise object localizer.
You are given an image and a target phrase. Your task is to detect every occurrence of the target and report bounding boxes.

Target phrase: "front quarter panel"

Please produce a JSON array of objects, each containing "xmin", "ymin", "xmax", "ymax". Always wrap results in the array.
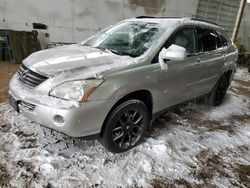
[{"xmin": 89, "ymin": 63, "xmax": 162, "ymax": 113}]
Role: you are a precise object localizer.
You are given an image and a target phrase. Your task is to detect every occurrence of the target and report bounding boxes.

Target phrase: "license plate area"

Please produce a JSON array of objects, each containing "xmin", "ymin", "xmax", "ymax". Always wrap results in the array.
[{"xmin": 9, "ymin": 94, "xmax": 20, "ymax": 113}]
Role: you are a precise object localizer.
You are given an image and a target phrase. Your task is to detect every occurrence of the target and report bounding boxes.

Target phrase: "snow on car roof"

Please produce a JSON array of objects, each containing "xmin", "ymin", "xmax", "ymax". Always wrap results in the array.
[{"xmin": 128, "ymin": 17, "xmax": 223, "ymax": 29}]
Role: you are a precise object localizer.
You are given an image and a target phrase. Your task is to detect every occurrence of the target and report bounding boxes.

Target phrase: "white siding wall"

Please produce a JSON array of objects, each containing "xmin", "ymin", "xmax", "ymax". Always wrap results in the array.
[{"xmin": 0, "ymin": 0, "xmax": 199, "ymax": 48}]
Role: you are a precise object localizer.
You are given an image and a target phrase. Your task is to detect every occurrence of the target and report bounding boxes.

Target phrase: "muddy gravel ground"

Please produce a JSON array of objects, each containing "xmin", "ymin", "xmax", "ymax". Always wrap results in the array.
[{"xmin": 0, "ymin": 68, "xmax": 249, "ymax": 188}]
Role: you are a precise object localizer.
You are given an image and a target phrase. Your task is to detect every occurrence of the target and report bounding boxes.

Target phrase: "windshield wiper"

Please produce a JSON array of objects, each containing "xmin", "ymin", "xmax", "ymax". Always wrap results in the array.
[
  {"xmin": 84, "ymin": 46, "xmax": 138, "ymax": 58},
  {"xmin": 105, "ymin": 48, "xmax": 138, "ymax": 58}
]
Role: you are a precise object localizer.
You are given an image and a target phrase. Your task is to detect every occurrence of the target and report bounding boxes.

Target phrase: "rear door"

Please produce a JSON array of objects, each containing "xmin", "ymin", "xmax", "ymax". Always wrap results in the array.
[{"xmin": 195, "ymin": 28, "xmax": 226, "ymax": 96}]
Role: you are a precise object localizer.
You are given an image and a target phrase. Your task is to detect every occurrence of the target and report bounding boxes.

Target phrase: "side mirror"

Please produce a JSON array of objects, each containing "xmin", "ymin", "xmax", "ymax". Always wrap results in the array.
[{"xmin": 162, "ymin": 44, "xmax": 187, "ymax": 62}]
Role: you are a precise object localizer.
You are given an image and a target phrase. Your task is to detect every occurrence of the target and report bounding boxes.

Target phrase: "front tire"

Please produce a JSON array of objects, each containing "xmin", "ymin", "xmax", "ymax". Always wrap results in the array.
[
  {"xmin": 209, "ymin": 75, "xmax": 229, "ymax": 106},
  {"xmin": 99, "ymin": 99, "xmax": 149, "ymax": 153}
]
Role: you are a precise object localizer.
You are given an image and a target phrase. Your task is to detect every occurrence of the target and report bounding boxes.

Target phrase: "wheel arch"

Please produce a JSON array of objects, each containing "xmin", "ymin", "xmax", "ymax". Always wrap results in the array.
[
  {"xmin": 99, "ymin": 89, "xmax": 153, "ymax": 136},
  {"xmin": 225, "ymin": 69, "xmax": 233, "ymax": 83}
]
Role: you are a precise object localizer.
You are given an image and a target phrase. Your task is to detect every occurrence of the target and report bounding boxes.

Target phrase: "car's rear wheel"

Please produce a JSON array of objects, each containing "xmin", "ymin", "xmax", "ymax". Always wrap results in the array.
[
  {"xmin": 209, "ymin": 75, "xmax": 229, "ymax": 106},
  {"xmin": 99, "ymin": 99, "xmax": 149, "ymax": 153}
]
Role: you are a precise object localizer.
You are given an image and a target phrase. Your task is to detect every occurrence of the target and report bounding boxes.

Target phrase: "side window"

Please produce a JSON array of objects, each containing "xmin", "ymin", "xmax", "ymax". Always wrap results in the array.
[
  {"xmin": 219, "ymin": 34, "xmax": 229, "ymax": 47},
  {"xmin": 198, "ymin": 28, "xmax": 217, "ymax": 52},
  {"xmin": 164, "ymin": 28, "xmax": 198, "ymax": 56}
]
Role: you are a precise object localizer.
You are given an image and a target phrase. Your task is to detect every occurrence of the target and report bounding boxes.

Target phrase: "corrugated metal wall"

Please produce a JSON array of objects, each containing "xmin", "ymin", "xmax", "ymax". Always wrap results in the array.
[{"xmin": 196, "ymin": 0, "xmax": 241, "ymax": 36}]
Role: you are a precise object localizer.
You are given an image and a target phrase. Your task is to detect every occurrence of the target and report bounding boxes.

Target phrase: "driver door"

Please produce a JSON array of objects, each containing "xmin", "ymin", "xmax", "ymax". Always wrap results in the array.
[{"xmin": 156, "ymin": 27, "xmax": 202, "ymax": 111}]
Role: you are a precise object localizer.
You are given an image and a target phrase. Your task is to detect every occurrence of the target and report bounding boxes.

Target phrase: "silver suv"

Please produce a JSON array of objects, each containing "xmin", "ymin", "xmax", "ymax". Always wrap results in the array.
[{"xmin": 9, "ymin": 17, "xmax": 238, "ymax": 153}]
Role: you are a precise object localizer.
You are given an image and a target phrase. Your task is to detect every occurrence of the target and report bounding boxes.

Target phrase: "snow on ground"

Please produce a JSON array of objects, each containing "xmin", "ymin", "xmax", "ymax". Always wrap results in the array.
[
  {"xmin": 234, "ymin": 68, "xmax": 250, "ymax": 82},
  {"xmin": 0, "ymin": 68, "xmax": 250, "ymax": 188}
]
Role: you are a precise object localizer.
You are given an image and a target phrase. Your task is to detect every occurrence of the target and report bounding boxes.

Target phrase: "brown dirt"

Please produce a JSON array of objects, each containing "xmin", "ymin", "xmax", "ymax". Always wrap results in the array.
[
  {"xmin": 196, "ymin": 150, "xmax": 229, "ymax": 179},
  {"xmin": 234, "ymin": 164, "xmax": 250, "ymax": 187},
  {"xmin": 151, "ymin": 146, "xmax": 250, "ymax": 188},
  {"xmin": 13, "ymin": 159, "xmax": 41, "ymax": 187},
  {"xmin": 0, "ymin": 123, "xmax": 12, "ymax": 132},
  {"xmin": 0, "ymin": 162, "xmax": 11, "ymax": 187},
  {"xmin": 184, "ymin": 115, "xmax": 237, "ymax": 134},
  {"xmin": 196, "ymin": 148, "xmax": 250, "ymax": 187},
  {"xmin": 0, "ymin": 61, "xmax": 20, "ymax": 103},
  {"xmin": 227, "ymin": 114, "xmax": 250, "ymax": 123},
  {"xmin": 14, "ymin": 131, "xmax": 38, "ymax": 149},
  {"xmin": 151, "ymin": 178, "xmax": 201, "ymax": 188},
  {"xmin": 205, "ymin": 120, "xmax": 236, "ymax": 134},
  {"xmin": 234, "ymin": 79, "xmax": 250, "ymax": 87},
  {"xmin": 233, "ymin": 79, "xmax": 250, "ymax": 98}
]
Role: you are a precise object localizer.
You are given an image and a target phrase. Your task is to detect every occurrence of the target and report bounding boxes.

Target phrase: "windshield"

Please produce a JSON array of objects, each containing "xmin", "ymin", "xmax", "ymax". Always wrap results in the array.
[{"xmin": 81, "ymin": 21, "xmax": 166, "ymax": 57}]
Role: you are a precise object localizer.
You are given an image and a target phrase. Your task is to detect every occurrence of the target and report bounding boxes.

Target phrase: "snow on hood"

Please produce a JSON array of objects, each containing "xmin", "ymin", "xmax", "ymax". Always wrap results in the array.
[{"xmin": 23, "ymin": 44, "xmax": 136, "ymax": 76}]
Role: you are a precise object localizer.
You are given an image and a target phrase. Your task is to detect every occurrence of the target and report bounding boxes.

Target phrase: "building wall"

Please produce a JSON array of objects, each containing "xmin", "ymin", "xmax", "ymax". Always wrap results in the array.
[
  {"xmin": 238, "ymin": 3, "xmax": 250, "ymax": 50},
  {"xmin": 0, "ymin": 0, "xmax": 199, "ymax": 48}
]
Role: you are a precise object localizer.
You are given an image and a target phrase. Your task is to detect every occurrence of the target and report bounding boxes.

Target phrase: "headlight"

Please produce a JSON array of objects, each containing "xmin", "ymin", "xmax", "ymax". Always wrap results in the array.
[{"xmin": 49, "ymin": 79, "xmax": 104, "ymax": 102}]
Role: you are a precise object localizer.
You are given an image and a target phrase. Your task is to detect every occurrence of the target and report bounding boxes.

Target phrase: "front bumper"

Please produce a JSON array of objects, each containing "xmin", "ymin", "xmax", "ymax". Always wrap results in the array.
[{"xmin": 9, "ymin": 75, "xmax": 115, "ymax": 137}]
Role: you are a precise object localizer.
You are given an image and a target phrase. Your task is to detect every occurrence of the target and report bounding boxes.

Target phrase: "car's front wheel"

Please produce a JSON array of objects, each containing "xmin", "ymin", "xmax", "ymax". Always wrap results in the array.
[{"xmin": 99, "ymin": 99, "xmax": 149, "ymax": 153}]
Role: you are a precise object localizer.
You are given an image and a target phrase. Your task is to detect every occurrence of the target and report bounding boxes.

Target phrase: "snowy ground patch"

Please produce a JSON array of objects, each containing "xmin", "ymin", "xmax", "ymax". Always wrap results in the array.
[{"xmin": 0, "ymin": 68, "xmax": 250, "ymax": 188}]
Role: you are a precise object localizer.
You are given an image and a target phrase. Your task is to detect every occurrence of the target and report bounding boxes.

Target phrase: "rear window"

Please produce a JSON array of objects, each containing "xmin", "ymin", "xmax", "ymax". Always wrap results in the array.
[
  {"xmin": 198, "ymin": 28, "xmax": 217, "ymax": 52},
  {"xmin": 216, "ymin": 32, "xmax": 223, "ymax": 49},
  {"xmin": 219, "ymin": 34, "xmax": 229, "ymax": 47}
]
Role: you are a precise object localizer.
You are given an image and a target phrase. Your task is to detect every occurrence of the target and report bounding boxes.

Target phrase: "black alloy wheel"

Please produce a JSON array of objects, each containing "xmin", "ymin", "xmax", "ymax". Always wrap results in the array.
[
  {"xmin": 112, "ymin": 109, "xmax": 144, "ymax": 149},
  {"xmin": 209, "ymin": 75, "xmax": 229, "ymax": 106},
  {"xmin": 99, "ymin": 99, "xmax": 149, "ymax": 153}
]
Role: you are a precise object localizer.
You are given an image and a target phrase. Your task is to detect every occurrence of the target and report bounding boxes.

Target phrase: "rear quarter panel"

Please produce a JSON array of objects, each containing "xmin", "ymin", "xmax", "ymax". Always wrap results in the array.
[{"xmin": 216, "ymin": 28, "xmax": 238, "ymax": 78}]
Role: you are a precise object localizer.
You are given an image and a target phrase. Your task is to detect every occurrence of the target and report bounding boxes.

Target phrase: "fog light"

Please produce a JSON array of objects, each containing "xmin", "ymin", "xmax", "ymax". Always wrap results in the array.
[{"xmin": 53, "ymin": 115, "xmax": 65, "ymax": 126}]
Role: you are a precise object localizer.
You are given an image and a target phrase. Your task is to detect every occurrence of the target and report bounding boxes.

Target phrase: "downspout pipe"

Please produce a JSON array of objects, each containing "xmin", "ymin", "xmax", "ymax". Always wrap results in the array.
[{"xmin": 232, "ymin": 0, "xmax": 247, "ymax": 42}]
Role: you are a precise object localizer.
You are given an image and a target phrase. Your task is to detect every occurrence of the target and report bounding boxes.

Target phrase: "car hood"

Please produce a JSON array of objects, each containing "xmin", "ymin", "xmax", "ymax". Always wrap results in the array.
[{"xmin": 23, "ymin": 44, "xmax": 135, "ymax": 76}]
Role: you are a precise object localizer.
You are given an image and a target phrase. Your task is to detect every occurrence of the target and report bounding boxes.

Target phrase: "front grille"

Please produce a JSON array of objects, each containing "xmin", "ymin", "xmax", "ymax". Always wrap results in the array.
[
  {"xmin": 17, "ymin": 64, "xmax": 48, "ymax": 88},
  {"xmin": 19, "ymin": 101, "xmax": 36, "ymax": 111}
]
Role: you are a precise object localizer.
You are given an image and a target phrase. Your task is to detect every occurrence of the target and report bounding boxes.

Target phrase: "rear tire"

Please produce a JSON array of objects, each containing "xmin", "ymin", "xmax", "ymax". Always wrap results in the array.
[
  {"xmin": 208, "ymin": 75, "xmax": 229, "ymax": 106},
  {"xmin": 99, "ymin": 99, "xmax": 149, "ymax": 153}
]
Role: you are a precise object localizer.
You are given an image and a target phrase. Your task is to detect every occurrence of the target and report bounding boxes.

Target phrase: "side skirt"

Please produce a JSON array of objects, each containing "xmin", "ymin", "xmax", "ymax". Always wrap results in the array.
[{"xmin": 152, "ymin": 93, "xmax": 210, "ymax": 120}]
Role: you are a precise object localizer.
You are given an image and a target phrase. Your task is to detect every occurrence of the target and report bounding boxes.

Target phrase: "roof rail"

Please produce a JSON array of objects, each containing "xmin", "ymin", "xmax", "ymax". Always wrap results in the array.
[
  {"xmin": 136, "ymin": 16, "xmax": 184, "ymax": 19},
  {"xmin": 191, "ymin": 18, "xmax": 219, "ymax": 26},
  {"xmin": 135, "ymin": 16, "xmax": 220, "ymax": 27}
]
